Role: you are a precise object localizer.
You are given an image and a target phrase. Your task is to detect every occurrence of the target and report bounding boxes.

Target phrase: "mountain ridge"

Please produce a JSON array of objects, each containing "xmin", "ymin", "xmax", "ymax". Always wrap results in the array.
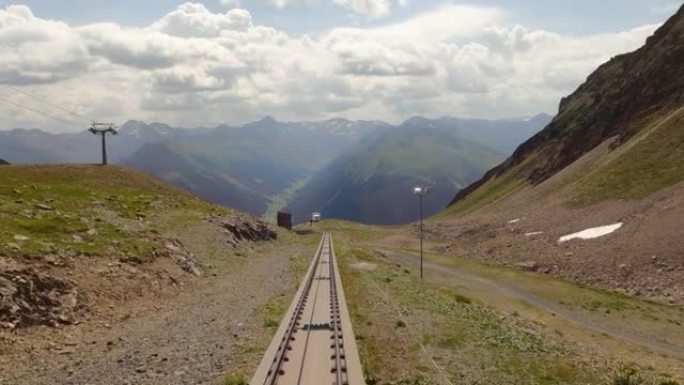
[
  {"xmin": 286, "ymin": 114, "xmax": 550, "ymax": 224},
  {"xmin": 0, "ymin": 113, "xmax": 550, "ymax": 220},
  {"xmin": 449, "ymin": 5, "xmax": 684, "ymax": 206}
]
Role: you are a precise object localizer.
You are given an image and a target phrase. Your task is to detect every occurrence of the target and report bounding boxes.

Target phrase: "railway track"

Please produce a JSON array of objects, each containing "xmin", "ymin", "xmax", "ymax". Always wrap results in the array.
[{"xmin": 250, "ymin": 233, "xmax": 364, "ymax": 385}]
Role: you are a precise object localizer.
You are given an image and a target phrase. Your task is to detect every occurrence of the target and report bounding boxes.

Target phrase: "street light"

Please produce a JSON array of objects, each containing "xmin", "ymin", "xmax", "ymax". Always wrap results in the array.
[{"xmin": 413, "ymin": 186, "xmax": 429, "ymax": 280}]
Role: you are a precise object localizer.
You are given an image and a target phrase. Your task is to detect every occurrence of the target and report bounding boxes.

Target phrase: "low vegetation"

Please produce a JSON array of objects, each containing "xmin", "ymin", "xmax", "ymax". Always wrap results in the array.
[
  {"xmin": 223, "ymin": 372, "xmax": 249, "ymax": 385},
  {"xmin": 337, "ymin": 243, "xmax": 606, "ymax": 385},
  {"xmin": 262, "ymin": 300, "xmax": 285, "ymax": 328},
  {"xmin": 571, "ymin": 107, "xmax": 684, "ymax": 206},
  {"xmin": 262, "ymin": 178, "xmax": 308, "ymax": 223},
  {"xmin": 0, "ymin": 165, "xmax": 220, "ymax": 260},
  {"xmin": 441, "ymin": 169, "xmax": 527, "ymax": 217},
  {"xmin": 607, "ymin": 363, "xmax": 680, "ymax": 385}
]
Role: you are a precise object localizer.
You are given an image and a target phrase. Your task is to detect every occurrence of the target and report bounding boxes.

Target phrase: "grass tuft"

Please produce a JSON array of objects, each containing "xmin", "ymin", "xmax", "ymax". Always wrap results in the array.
[
  {"xmin": 224, "ymin": 372, "xmax": 249, "ymax": 385},
  {"xmin": 609, "ymin": 363, "xmax": 643, "ymax": 385}
]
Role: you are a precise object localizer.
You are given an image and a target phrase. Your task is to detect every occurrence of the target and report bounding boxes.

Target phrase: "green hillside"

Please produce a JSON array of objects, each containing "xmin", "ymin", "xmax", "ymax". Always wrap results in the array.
[
  {"xmin": 286, "ymin": 123, "xmax": 506, "ymax": 224},
  {"xmin": 123, "ymin": 118, "xmax": 387, "ymax": 217},
  {"xmin": 570, "ymin": 106, "xmax": 684, "ymax": 205},
  {"xmin": 0, "ymin": 165, "xmax": 219, "ymax": 260}
]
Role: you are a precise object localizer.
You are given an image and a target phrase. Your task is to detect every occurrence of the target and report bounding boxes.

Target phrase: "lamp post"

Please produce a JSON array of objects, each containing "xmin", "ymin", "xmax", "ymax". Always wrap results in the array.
[{"xmin": 413, "ymin": 186, "xmax": 429, "ymax": 280}]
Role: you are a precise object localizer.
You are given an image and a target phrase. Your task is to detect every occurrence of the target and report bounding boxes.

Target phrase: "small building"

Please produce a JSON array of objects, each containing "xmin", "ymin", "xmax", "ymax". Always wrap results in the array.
[
  {"xmin": 277, "ymin": 211, "xmax": 293, "ymax": 230},
  {"xmin": 311, "ymin": 212, "xmax": 321, "ymax": 222}
]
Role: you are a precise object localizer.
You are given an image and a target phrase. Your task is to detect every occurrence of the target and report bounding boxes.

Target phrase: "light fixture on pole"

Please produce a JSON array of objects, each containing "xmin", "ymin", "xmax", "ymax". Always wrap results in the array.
[
  {"xmin": 89, "ymin": 123, "xmax": 117, "ymax": 165},
  {"xmin": 413, "ymin": 186, "xmax": 429, "ymax": 280}
]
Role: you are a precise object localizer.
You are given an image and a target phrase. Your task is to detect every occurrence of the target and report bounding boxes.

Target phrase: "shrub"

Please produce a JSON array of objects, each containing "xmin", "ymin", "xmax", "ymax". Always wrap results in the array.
[
  {"xmin": 657, "ymin": 374, "xmax": 680, "ymax": 385},
  {"xmin": 224, "ymin": 372, "xmax": 248, "ymax": 385},
  {"xmin": 610, "ymin": 363, "xmax": 643, "ymax": 385}
]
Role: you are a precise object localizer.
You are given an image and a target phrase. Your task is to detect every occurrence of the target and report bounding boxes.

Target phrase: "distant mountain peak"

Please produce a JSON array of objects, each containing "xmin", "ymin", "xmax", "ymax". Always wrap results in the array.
[
  {"xmin": 258, "ymin": 115, "xmax": 277, "ymax": 124},
  {"xmin": 121, "ymin": 119, "xmax": 145, "ymax": 127},
  {"xmin": 402, "ymin": 116, "xmax": 432, "ymax": 127},
  {"xmin": 324, "ymin": 117, "xmax": 351, "ymax": 124}
]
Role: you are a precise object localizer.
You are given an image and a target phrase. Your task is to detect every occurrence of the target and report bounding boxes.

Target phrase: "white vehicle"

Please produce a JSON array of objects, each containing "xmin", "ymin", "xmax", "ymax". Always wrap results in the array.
[{"xmin": 311, "ymin": 212, "xmax": 321, "ymax": 222}]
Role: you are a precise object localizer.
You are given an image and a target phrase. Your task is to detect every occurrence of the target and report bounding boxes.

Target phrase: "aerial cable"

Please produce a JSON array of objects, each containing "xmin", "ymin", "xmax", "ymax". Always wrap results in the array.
[
  {"xmin": 0, "ymin": 84, "xmax": 94, "ymax": 123},
  {"xmin": 0, "ymin": 95, "xmax": 86, "ymax": 128}
]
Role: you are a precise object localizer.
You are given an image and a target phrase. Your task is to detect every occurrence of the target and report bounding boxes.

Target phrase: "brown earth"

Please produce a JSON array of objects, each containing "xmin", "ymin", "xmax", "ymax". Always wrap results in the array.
[
  {"xmin": 0, "ymin": 213, "xmax": 300, "ymax": 385},
  {"xmin": 0, "ymin": 214, "xmax": 276, "ymax": 330},
  {"xmin": 418, "ymin": 157, "xmax": 684, "ymax": 306}
]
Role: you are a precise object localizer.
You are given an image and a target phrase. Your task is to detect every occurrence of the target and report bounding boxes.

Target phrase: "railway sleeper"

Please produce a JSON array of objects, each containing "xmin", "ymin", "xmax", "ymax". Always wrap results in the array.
[{"xmin": 302, "ymin": 322, "xmax": 332, "ymax": 330}]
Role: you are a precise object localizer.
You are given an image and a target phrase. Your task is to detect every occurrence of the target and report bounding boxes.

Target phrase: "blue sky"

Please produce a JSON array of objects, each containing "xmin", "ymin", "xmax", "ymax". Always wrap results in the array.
[{"xmin": 0, "ymin": 1, "xmax": 680, "ymax": 131}]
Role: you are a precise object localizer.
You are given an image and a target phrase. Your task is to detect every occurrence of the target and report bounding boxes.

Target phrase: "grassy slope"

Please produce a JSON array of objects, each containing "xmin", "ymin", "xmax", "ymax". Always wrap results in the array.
[
  {"xmin": 0, "ymin": 165, "xmax": 223, "ymax": 259},
  {"xmin": 442, "ymin": 104, "xmax": 684, "ymax": 218},
  {"xmin": 439, "ymin": 154, "xmax": 536, "ymax": 217},
  {"xmin": 334, "ymin": 235, "xmax": 600, "ymax": 385},
  {"xmin": 570, "ymin": 106, "xmax": 684, "ymax": 205},
  {"xmin": 287, "ymin": 126, "xmax": 505, "ymax": 224},
  {"xmin": 325, "ymin": 220, "xmax": 684, "ymax": 385},
  {"xmin": 341, "ymin": 127, "xmax": 504, "ymax": 184},
  {"xmin": 261, "ymin": 178, "xmax": 308, "ymax": 224}
]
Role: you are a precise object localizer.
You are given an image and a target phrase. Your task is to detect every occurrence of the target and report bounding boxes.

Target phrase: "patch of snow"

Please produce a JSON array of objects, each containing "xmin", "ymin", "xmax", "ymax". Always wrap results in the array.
[
  {"xmin": 558, "ymin": 223, "xmax": 623, "ymax": 243},
  {"xmin": 525, "ymin": 231, "xmax": 544, "ymax": 236},
  {"xmin": 508, "ymin": 218, "xmax": 520, "ymax": 224}
]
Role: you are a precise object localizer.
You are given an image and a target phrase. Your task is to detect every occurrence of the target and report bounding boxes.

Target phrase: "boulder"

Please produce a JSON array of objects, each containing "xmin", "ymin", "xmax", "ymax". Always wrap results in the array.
[
  {"xmin": 220, "ymin": 219, "xmax": 277, "ymax": 242},
  {"xmin": 515, "ymin": 261, "xmax": 539, "ymax": 272}
]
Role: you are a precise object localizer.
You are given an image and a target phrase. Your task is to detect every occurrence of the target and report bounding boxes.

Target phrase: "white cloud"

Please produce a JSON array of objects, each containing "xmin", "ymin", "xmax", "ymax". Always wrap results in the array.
[
  {"xmin": 222, "ymin": 0, "xmax": 311, "ymax": 8},
  {"xmin": 0, "ymin": 5, "xmax": 90, "ymax": 85},
  {"xmin": 0, "ymin": 3, "xmax": 661, "ymax": 132},
  {"xmin": 151, "ymin": 3, "xmax": 252, "ymax": 37},
  {"xmin": 333, "ymin": 0, "xmax": 405, "ymax": 17}
]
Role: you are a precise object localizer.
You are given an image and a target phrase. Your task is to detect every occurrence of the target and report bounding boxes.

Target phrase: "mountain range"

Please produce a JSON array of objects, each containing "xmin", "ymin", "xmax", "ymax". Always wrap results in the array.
[
  {"xmin": 286, "ymin": 115, "xmax": 550, "ymax": 224},
  {"xmin": 0, "ymin": 114, "xmax": 551, "ymax": 223},
  {"xmin": 123, "ymin": 117, "xmax": 389, "ymax": 215}
]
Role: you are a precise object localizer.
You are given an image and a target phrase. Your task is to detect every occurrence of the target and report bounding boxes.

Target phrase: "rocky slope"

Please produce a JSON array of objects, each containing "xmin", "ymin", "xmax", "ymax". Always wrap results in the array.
[
  {"xmin": 0, "ymin": 165, "xmax": 276, "ymax": 329},
  {"xmin": 450, "ymin": 4, "xmax": 684, "ymax": 205},
  {"xmin": 436, "ymin": 6, "xmax": 684, "ymax": 306}
]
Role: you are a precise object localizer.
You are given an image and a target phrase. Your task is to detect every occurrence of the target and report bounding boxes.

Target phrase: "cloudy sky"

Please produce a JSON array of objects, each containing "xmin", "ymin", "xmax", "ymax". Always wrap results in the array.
[{"xmin": 0, "ymin": 0, "xmax": 680, "ymax": 132}]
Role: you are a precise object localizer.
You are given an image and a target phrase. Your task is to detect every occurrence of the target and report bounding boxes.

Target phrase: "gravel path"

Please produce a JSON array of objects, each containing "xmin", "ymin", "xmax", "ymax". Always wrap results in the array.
[{"xmin": 0, "ymin": 245, "xmax": 302, "ymax": 385}]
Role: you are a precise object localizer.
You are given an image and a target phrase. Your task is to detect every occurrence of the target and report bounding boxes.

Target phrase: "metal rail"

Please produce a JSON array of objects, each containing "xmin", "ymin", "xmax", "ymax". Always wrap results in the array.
[
  {"xmin": 252, "ymin": 233, "xmax": 362, "ymax": 385},
  {"xmin": 328, "ymin": 239, "xmax": 348, "ymax": 385},
  {"xmin": 262, "ymin": 235, "xmax": 326, "ymax": 385}
]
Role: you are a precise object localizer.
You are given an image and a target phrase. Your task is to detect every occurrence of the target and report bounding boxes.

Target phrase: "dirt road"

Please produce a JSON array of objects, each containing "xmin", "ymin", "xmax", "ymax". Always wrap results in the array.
[{"xmin": 379, "ymin": 249, "xmax": 684, "ymax": 360}]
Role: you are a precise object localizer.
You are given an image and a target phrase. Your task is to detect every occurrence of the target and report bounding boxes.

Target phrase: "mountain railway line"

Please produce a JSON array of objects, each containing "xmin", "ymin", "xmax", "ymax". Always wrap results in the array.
[{"xmin": 250, "ymin": 233, "xmax": 364, "ymax": 385}]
